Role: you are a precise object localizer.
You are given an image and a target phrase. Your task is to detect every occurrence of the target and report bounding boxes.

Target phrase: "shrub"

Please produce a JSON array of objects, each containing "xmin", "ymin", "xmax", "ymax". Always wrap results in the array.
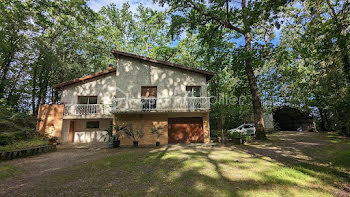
[
  {"xmin": 210, "ymin": 130, "xmax": 222, "ymax": 138},
  {"xmin": 0, "ymin": 104, "xmax": 36, "ymax": 134},
  {"xmin": 151, "ymin": 126, "xmax": 163, "ymax": 141},
  {"xmin": 0, "ymin": 130, "xmax": 38, "ymax": 146},
  {"xmin": 0, "ymin": 133, "xmax": 16, "ymax": 146},
  {"xmin": 228, "ymin": 132, "xmax": 241, "ymax": 138},
  {"xmin": 101, "ymin": 125, "xmax": 127, "ymax": 143},
  {"xmin": 124, "ymin": 124, "xmax": 144, "ymax": 142},
  {"xmin": 49, "ymin": 136, "xmax": 58, "ymax": 143},
  {"xmin": 242, "ymin": 134, "xmax": 252, "ymax": 142}
]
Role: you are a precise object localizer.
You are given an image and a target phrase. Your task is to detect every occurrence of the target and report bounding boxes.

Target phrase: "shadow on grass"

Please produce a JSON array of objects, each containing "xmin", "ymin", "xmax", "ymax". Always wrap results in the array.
[
  {"xmin": 142, "ymin": 145, "xmax": 335, "ymax": 196},
  {"xmin": 228, "ymin": 132, "xmax": 350, "ymax": 193},
  {"xmin": 6, "ymin": 133, "xmax": 349, "ymax": 196}
]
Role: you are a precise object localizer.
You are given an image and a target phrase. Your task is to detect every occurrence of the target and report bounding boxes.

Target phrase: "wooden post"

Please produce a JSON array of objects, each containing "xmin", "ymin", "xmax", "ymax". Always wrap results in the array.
[
  {"xmin": 112, "ymin": 114, "xmax": 117, "ymax": 135},
  {"xmin": 69, "ymin": 121, "xmax": 75, "ymax": 142}
]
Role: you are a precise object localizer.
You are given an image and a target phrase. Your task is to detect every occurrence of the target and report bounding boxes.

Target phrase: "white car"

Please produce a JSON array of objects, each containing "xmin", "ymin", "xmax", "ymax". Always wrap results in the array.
[{"xmin": 227, "ymin": 123, "xmax": 256, "ymax": 136}]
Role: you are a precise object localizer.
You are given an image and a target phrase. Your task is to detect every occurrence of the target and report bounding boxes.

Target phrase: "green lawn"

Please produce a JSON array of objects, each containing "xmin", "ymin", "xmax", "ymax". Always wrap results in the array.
[
  {"xmin": 0, "ymin": 136, "xmax": 48, "ymax": 152},
  {"xmin": 1, "ymin": 132, "xmax": 349, "ymax": 196}
]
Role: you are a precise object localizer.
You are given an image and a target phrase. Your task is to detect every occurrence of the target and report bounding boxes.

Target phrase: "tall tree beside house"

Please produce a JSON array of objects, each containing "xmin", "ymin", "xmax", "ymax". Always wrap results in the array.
[
  {"xmin": 0, "ymin": 1, "xmax": 174, "ymax": 115},
  {"xmin": 134, "ymin": 4, "xmax": 171, "ymax": 57},
  {"xmin": 168, "ymin": 33, "xmax": 253, "ymax": 135},
  {"xmin": 96, "ymin": 3, "xmax": 135, "ymax": 59},
  {"xmin": 0, "ymin": 0, "xmax": 98, "ymax": 113},
  {"xmin": 96, "ymin": 3, "xmax": 172, "ymax": 59},
  {"xmin": 258, "ymin": 0, "xmax": 350, "ymax": 135},
  {"xmin": 156, "ymin": 0, "xmax": 291, "ymax": 139},
  {"xmin": 28, "ymin": 0, "xmax": 97, "ymax": 115},
  {"xmin": 0, "ymin": 0, "xmax": 33, "ymax": 106}
]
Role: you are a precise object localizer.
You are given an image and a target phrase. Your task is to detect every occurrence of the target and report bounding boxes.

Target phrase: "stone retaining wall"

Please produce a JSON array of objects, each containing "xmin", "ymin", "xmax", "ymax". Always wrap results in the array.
[{"xmin": 0, "ymin": 145, "xmax": 57, "ymax": 161}]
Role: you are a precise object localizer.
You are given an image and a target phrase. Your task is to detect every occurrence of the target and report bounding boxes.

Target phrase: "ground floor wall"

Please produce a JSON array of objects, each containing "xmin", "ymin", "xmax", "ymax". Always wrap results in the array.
[
  {"xmin": 37, "ymin": 104, "xmax": 64, "ymax": 138},
  {"xmin": 61, "ymin": 112, "xmax": 210, "ymax": 145},
  {"xmin": 116, "ymin": 113, "xmax": 168, "ymax": 146},
  {"xmin": 61, "ymin": 119, "xmax": 112, "ymax": 143},
  {"xmin": 116, "ymin": 112, "xmax": 210, "ymax": 146}
]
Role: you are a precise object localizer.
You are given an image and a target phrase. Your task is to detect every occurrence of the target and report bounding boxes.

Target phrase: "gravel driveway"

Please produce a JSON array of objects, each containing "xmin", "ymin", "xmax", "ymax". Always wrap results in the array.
[{"xmin": 0, "ymin": 143, "xmax": 111, "ymax": 196}]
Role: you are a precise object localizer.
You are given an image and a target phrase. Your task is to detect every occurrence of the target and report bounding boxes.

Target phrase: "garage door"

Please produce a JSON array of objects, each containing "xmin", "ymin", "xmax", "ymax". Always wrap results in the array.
[{"xmin": 168, "ymin": 117, "xmax": 204, "ymax": 143}]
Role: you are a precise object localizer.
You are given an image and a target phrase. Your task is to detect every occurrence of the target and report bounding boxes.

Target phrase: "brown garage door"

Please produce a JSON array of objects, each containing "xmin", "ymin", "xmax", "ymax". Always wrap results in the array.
[{"xmin": 168, "ymin": 117, "xmax": 204, "ymax": 143}]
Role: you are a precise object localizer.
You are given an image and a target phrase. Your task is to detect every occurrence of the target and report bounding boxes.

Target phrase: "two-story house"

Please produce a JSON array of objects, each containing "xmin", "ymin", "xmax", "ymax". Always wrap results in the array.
[{"xmin": 36, "ymin": 50, "xmax": 214, "ymax": 145}]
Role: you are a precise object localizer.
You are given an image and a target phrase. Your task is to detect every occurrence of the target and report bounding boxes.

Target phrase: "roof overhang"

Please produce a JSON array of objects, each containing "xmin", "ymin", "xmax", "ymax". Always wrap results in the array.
[
  {"xmin": 52, "ymin": 68, "xmax": 117, "ymax": 89},
  {"xmin": 53, "ymin": 50, "xmax": 215, "ymax": 89},
  {"xmin": 111, "ymin": 50, "xmax": 215, "ymax": 82}
]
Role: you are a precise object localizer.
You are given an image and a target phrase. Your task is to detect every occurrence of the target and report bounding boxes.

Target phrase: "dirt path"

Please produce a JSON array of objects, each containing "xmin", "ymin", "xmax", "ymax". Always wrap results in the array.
[{"xmin": 0, "ymin": 143, "xmax": 113, "ymax": 196}]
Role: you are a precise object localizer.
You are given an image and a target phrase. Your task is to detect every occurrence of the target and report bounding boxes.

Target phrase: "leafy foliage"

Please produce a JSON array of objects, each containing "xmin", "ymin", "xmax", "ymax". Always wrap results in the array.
[
  {"xmin": 124, "ymin": 124, "xmax": 145, "ymax": 142},
  {"xmin": 258, "ymin": 0, "xmax": 350, "ymax": 135},
  {"xmin": 151, "ymin": 126, "xmax": 164, "ymax": 140},
  {"xmin": 101, "ymin": 124, "xmax": 128, "ymax": 142}
]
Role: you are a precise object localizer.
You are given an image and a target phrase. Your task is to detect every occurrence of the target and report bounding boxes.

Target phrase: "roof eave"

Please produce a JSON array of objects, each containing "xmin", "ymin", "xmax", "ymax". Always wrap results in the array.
[
  {"xmin": 52, "ymin": 68, "xmax": 117, "ymax": 89},
  {"xmin": 111, "ymin": 50, "xmax": 215, "ymax": 82}
]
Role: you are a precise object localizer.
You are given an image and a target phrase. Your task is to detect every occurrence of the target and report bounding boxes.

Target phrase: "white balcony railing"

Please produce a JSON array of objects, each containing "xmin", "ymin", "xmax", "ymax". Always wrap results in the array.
[
  {"xmin": 64, "ymin": 104, "xmax": 112, "ymax": 116},
  {"xmin": 63, "ymin": 97, "xmax": 210, "ymax": 116},
  {"xmin": 112, "ymin": 97, "xmax": 210, "ymax": 113}
]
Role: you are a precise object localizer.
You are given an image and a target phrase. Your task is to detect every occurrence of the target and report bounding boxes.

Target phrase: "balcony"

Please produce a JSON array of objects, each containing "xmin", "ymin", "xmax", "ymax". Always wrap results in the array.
[
  {"xmin": 112, "ymin": 97, "xmax": 210, "ymax": 113},
  {"xmin": 63, "ymin": 104, "xmax": 113, "ymax": 118},
  {"xmin": 62, "ymin": 97, "xmax": 210, "ymax": 117}
]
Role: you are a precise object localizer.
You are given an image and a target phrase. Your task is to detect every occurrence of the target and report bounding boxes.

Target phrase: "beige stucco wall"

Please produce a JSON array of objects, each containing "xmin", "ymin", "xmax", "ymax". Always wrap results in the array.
[
  {"xmin": 60, "ymin": 57, "xmax": 208, "ymax": 106},
  {"xmin": 61, "ymin": 119, "xmax": 112, "ymax": 143},
  {"xmin": 61, "ymin": 119, "xmax": 70, "ymax": 142},
  {"xmin": 115, "ymin": 57, "xmax": 207, "ymax": 99},
  {"xmin": 61, "ymin": 73, "xmax": 117, "ymax": 105}
]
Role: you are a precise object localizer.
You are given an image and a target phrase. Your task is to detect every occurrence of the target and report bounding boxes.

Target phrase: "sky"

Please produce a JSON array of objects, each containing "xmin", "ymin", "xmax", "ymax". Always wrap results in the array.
[{"xmin": 87, "ymin": 0, "xmax": 168, "ymax": 12}]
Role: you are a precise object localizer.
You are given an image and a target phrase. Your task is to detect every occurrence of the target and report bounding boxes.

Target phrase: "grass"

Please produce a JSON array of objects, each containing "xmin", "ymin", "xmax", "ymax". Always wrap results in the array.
[
  {"xmin": 2, "ymin": 132, "xmax": 350, "ymax": 196},
  {"xmin": 0, "ymin": 164, "xmax": 19, "ymax": 181},
  {"xmin": 0, "ymin": 136, "xmax": 48, "ymax": 152}
]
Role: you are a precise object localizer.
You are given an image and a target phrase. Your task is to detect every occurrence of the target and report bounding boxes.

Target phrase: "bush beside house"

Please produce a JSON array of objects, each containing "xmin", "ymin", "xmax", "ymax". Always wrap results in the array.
[{"xmin": 0, "ymin": 103, "xmax": 48, "ymax": 151}]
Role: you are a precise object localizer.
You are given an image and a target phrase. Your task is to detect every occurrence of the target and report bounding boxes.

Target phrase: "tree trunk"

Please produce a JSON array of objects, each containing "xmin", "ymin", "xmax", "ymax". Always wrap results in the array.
[
  {"xmin": 319, "ymin": 108, "xmax": 327, "ymax": 131},
  {"xmin": 6, "ymin": 63, "xmax": 25, "ymax": 106},
  {"xmin": 0, "ymin": 50, "xmax": 15, "ymax": 98},
  {"xmin": 40, "ymin": 64, "xmax": 50, "ymax": 105},
  {"xmin": 244, "ymin": 32, "xmax": 266, "ymax": 140},
  {"xmin": 35, "ymin": 64, "xmax": 45, "ymax": 117},
  {"xmin": 220, "ymin": 114, "xmax": 225, "ymax": 143},
  {"xmin": 32, "ymin": 62, "xmax": 38, "ymax": 115}
]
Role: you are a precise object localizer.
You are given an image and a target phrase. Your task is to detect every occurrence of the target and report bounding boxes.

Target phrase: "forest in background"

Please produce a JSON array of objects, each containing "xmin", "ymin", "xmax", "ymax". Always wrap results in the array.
[{"xmin": 1, "ymin": 0, "xmax": 349, "ymax": 137}]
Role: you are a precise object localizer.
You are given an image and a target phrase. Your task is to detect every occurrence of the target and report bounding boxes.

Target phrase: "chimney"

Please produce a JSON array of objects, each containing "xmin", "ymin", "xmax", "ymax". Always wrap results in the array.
[{"xmin": 108, "ymin": 64, "xmax": 113, "ymax": 69}]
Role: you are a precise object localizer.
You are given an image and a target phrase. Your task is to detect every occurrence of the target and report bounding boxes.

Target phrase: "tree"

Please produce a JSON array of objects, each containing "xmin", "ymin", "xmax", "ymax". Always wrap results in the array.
[
  {"xmin": 259, "ymin": 0, "xmax": 350, "ymax": 135},
  {"xmin": 0, "ymin": 0, "xmax": 32, "ymax": 102},
  {"xmin": 96, "ymin": 3, "xmax": 172, "ymax": 60},
  {"xmin": 156, "ymin": 0, "xmax": 291, "ymax": 139}
]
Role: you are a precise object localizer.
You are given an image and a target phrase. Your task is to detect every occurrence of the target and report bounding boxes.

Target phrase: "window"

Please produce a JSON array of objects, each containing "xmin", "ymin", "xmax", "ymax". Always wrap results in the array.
[
  {"xmin": 86, "ymin": 121, "xmax": 99, "ymax": 129},
  {"xmin": 78, "ymin": 96, "xmax": 97, "ymax": 104},
  {"xmin": 186, "ymin": 86, "xmax": 201, "ymax": 109},
  {"xmin": 243, "ymin": 124, "xmax": 254, "ymax": 128},
  {"xmin": 141, "ymin": 86, "xmax": 157, "ymax": 110},
  {"xmin": 186, "ymin": 86, "xmax": 201, "ymax": 97}
]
